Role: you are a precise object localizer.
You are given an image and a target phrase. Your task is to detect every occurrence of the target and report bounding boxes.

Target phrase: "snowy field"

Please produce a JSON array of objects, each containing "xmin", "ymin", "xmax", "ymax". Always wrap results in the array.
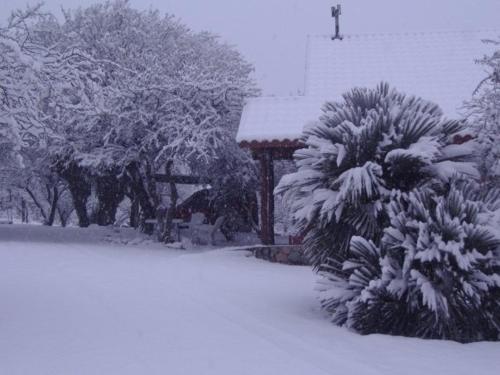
[{"xmin": 0, "ymin": 225, "xmax": 499, "ymax": 375}]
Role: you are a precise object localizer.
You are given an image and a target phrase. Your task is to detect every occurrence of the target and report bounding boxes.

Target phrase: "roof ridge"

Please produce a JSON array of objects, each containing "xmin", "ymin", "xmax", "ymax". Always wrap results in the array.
[{"xmin": 307, "ymin": 29, "xmax": 500, "ymax": 40}]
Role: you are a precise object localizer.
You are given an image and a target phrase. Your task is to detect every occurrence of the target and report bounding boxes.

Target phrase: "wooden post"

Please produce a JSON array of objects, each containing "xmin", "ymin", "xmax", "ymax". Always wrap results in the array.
[
  {"xmin": 259, "ymin": 149, "xmax": 275, "ymax": 245},
  {"xmin": 157, "ymin": 160, "xmax": 179, "ymax": 243}
]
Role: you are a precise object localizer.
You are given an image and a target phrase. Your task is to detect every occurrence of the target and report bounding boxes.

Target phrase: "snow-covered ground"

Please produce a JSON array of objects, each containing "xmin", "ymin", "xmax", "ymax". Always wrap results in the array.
[{"xmin": 0, "ymin": 225, "xmax": 499, "ymax": 375}]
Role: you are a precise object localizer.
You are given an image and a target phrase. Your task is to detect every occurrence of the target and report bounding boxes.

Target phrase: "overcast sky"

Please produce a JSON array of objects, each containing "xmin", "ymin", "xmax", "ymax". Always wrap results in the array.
[{"xmin": 2, "ymin": 0, "xmax": 500, "ymax": 95}]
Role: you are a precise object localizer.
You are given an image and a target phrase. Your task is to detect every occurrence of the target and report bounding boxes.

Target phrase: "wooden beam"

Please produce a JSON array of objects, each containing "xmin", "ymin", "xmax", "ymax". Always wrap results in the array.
[
  {"xmin": 239, "ymin": 140, "xmax": 302, "ymax": 161},
  {"xmin": 154, "ymin": 174, "xmax": 211, "ymax": 185},
  {"xmin": 238, "ymin": 139, "xmax": 304, "ymax": 151},
  {"xmin": 259, "ymin": 149, "xmax": 275, "ymax": 245}
]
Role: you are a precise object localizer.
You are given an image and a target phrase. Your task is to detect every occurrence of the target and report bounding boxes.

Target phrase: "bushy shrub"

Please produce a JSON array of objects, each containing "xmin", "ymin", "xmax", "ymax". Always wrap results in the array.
[{"xmin": 319, "ymin": 182, "xmax": 500, "ymax": 342}]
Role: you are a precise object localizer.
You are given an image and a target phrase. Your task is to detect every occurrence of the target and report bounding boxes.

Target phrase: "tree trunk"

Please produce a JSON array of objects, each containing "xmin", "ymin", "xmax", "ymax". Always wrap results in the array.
[
  {"xmin": 70, "ymin": 183, "xmax": 91, "ymax": 227},
  {"xmin": 126, "ymin": 162, "xmax": 156, "ymax": 234},
  {"xmin": 59, "ymin": 212, "xmax": 67, "ymax": 227},
  {"xmin": 94, "ymin": 174, "xmax": 125, "ymax": 226},
  {"xmin": 45, "ymin": 186, "xmax": 59, "ymax": 226},
  {"xmin": 164, "ymin": 179, "xmax": 178, "ymax": 243},
  {"xmin": 25, "ymin": 187, "xmax": 48, "ymax": 223},
  {"xmin": 64, "ymin": 169, "xmax": 91, "ymax": 228},
  {"xmin": 156, "ymin": 205, "xmax": 168, "ymax": 242},
  {"xmin": 158, "ymin": 161, "xmax": 178, "ymax": 243},
  {"xmin": 54, "ymin": 160, "xmax": 91, "ymax": 228},
  {"xmin": 129, "ymin": 194, "xmax": 140, "ymax": 228},
  {"xmin": 21, "ymin": 198, "xmax": 28, "ymax": 223},
  {"xmin": 58, "ymin": 207, "xmax": 68, "ymax": 227},
  {"xmin": 57, "ymin": 203, "xmax": 74, "ymax": 228}
]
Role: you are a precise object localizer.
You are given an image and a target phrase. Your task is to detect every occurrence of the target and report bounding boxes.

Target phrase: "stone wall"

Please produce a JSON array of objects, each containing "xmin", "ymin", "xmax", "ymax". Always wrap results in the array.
[{"xmin": 252, "ymin": 245, "xmax": 309, "ymax": 266}]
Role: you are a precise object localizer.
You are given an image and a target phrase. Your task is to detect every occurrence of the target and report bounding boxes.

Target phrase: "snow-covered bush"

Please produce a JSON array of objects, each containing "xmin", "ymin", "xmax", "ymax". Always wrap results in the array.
[
  {"xmin": 277, "ymin": 83, "xmax": 477, "ymax": 268},
  {"xmin": 320, "ymin": 181, "xmax": 500, "ymax": 342}
]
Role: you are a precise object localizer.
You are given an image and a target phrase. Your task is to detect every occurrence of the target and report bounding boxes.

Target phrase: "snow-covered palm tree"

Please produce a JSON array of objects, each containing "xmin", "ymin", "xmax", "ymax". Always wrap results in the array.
[
  {"xmin": 277, "ymin": 83, "xmax": 477, "ymax": 269},
  {"xmin": 277, "ymin": 83, "xmax": 500, "ymax": 341}
]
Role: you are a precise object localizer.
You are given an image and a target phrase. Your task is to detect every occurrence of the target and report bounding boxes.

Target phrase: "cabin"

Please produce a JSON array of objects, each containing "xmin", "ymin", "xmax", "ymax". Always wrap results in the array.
[{"xmin": 237, "ymin": 27, "xmax": 499, "ymax": 245}]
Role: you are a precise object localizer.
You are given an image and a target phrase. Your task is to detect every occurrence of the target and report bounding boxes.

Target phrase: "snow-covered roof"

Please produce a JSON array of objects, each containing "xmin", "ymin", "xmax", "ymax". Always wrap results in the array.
[
  {"xmin": 305, "ymin": 30, "xmax": 499, "ymax": 113},
  {"xmin": 237, "ymin": 30, "xmax": 499, "ymax": 145},
  {"xmin": 236, "ymin": 96, "xmax": 323, "ymax": 144}
]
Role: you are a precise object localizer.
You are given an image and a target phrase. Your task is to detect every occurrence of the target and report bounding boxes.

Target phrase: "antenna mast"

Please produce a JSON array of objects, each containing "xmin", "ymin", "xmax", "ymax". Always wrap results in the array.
[{"xmin": 331, "ymin": 5, "xmax": 343, "ymax": 40}]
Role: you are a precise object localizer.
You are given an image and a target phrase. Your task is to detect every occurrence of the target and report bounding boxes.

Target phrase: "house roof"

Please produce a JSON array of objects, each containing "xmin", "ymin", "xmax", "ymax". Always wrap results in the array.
[
  {"xmin": 236, "ymin": 96, "xmax": 323, "ymax": 144},
  {"xmin": 305, "ymin": 30, "xmax": 499, "ymax": 112},
  {"xmin": 237, "ymin": 30, "xmax": 499, "ymax": 145}
]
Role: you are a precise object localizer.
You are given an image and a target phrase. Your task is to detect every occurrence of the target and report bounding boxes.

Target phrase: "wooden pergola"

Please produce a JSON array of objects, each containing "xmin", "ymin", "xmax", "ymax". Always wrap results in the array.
[
  {"xmin": 239, "ymin": 139, "xmax": 303, "ymax": 245},
  {"xmin": 235, "ymin": 96, "xmax": 319, "ymax": 246}
]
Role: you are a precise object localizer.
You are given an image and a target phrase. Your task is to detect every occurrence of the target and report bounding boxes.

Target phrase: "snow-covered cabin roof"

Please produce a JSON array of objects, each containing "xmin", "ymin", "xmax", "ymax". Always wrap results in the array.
[
  {"xmin": 237, "ymin": 30, "xmax": 499, "ymax": 145},
  {"xmin": 236, "ymin": 96, "xmax": 324, "ymax": 146}
]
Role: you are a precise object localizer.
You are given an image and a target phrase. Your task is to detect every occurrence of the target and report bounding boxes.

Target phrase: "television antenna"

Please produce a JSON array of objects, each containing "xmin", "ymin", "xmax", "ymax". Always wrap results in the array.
[{"xmin": 331, "ymin": 5, "xmax": 343, "ymax": 40}]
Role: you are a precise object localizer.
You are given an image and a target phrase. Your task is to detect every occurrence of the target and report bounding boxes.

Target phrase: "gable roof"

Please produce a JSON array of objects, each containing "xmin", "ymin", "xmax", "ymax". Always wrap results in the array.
[
  {"xmin": 305, "ymin": 30, "xmax": 499, "ymax": 113},
  {"xmin": 237, "ymin": 30, "xmax": 499, "ymax": 145}
]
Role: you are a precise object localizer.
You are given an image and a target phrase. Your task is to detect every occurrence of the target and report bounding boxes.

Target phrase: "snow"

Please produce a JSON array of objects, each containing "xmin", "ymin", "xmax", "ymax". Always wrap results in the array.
[
  {"xmin": 430, "ymin": 160, "xmax": 480, "ymax": 180},
  {"xmin": 1, "ymin": 224, "xmax": 499, "ymax": 375},
  {"xmin": 385, "ymin": 136, "xmax": 441, "ymax": 164}
]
